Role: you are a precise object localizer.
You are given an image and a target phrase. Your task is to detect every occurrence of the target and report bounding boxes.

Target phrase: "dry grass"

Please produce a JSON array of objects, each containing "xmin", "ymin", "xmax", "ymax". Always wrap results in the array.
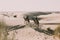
[
  {"xmin": 53, "ymin": 25, "xmax": 60, "ymax": 39},
  {"xmin": 0, "ymin": 21, "xmax": 8, "ymax": 40}
]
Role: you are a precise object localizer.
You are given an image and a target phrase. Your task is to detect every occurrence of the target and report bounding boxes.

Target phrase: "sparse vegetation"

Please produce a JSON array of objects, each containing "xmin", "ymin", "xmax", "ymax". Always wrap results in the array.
[
  {"xmin": 0, "ymin": 21, "xmax": 8, "ymax": 40},
  {"xmin": 53, "ymin": 25, "xmax": 60, "ymax": 39}
]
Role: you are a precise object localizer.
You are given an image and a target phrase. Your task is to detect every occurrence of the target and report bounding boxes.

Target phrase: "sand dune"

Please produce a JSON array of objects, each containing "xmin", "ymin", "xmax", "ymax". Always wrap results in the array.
[{"xmin": 0, "ymin": 12, "xmax": 60, "ymax": 40}]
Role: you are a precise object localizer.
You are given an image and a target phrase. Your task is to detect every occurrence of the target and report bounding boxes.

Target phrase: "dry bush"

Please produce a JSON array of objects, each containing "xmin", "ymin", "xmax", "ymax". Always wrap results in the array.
[
  {"xmin": 53, "ymin": 25, "xmax": 60, "ymax": 39},
  {"xmin": 0, "ymin": 21, "xmax": 8, "ymax": 40}
]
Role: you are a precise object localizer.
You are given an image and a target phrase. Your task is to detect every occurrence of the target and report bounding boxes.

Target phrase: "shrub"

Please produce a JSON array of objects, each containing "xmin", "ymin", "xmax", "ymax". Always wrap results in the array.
[
  {"xmin": 54, "ymin": 25, "xmax": 60, "ymax": 39},
  {"xmin": 0, "ymin": 21, "xmax": 8, "ymax": 40}
]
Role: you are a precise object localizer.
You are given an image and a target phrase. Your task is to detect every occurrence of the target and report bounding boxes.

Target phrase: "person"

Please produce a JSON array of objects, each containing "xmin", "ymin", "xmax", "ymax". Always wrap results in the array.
[
  {"xmin": 23, "ymin": 16, "xmax": 30, "ymax": 25},
  {"xmin": 33, "ymin": 16, "xmax": 39, "ymax": 26}
]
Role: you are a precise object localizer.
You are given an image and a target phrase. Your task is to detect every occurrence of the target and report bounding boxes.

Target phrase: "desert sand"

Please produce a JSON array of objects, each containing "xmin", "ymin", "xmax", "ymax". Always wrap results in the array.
[{"xmin": 0, "ymin": 12, "xmax": 60, "ymax": 40}]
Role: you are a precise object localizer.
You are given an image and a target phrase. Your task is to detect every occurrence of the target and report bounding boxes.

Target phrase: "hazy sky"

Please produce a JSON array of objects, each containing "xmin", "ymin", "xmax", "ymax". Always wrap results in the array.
[{"xmin": 0, "ymin": 0, "xmax": 60, "ymax": 12}]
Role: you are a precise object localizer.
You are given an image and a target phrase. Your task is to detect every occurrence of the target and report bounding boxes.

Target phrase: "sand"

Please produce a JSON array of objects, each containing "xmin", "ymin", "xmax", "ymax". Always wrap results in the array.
[{"xmin": 8, "ymin": 27, "xmax": 60, "ymax": 40}]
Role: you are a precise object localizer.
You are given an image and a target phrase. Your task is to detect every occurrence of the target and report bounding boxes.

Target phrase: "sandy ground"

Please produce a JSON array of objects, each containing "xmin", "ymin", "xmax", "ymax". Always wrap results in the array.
[
  {"xmin": 0, "ymin": 12, "xmax": 60, "ymax": 40},
  {"xmin": 8, "ymin": 26, "xmax": 60, "ymax": 40}
]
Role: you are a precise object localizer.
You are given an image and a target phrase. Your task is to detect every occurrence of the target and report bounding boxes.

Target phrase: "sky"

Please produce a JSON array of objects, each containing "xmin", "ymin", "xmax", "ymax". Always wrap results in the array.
[{"xmin": 0, "ymin": 0, "xmax": 60, "ymax": 12}]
